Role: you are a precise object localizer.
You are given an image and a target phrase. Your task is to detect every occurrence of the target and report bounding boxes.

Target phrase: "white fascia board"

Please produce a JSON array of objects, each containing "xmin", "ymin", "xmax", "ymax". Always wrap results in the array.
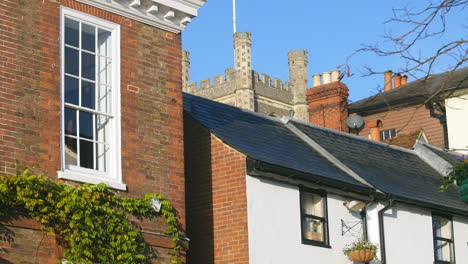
[
  {"xmin": 151, "ymin": 0, "xmax": 206, "ymax": 16},
  {"xmin": 76, "ymin": 0, "xmax": 207, "ymax": 33}
]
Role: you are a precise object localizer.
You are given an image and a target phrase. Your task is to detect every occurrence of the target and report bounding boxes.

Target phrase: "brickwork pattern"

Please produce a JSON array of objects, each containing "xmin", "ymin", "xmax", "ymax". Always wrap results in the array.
[
  {"xmin": 0, "ymin": 0, "xmax": 184, "ymax": 262},
  {"xmin": 356, "ymin": 104, "xmax": 446, "ymax": 148},
  {"xmin": 307, "ymin": 82, "xmax": 349, "ymax": 132},
  {"xmin": 185, "ymin": 116, "xmax": 250, "ymax": 264}
]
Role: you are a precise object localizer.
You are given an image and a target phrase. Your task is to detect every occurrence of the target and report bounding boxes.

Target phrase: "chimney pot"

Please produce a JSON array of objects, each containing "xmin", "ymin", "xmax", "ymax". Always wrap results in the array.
[
  {"xmin": 401, "ymin": 75, "xmax": 408, "ymax": 86},
  {"xmin": 394, "ymin": 73, "xmax": 402, "ymax": 88},
  {"xmin": 322, "ymin": 72, "xmax": 331, "ymax": 84},
  {"xmin": 384, "ymin": 71, "xmax": 393, "ymax": 92},
  {"xmin": 367, "ymin": 120, "xmax": 382, "ymax": 142},
  {"xmin": 331, "ymin": 69, "xmax": 340, "ymax": 82}
]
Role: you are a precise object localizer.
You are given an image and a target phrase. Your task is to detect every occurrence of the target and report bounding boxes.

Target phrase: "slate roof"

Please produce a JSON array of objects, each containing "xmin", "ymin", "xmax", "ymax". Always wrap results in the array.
[
  {"xmin": 183, "ymin": 93, "xmax": 468, "ymax": 215},
  {"xmin": 349, "ymin": 67, "xmax": 468, "ymax": 114},
  {"xmin": 184, "ymin": 93, "xmax": 367, "ymax": 188}
]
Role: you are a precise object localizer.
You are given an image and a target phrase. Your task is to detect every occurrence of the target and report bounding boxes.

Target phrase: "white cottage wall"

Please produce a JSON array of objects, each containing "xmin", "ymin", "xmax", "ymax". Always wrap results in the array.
[
  {"xmin": 453, "ymin": 216, "xmax": 468, "ymax": 263},
  {"xmin": 247, "ymin": 175, "xmax": 468, "ymax": 264},
  {"xmin": 246, "ymin": 176, "xmax": 364, "ymax": 264}
]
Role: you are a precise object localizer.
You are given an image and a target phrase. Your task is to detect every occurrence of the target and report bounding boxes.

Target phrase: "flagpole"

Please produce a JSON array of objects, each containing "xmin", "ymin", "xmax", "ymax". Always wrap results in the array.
[{"xmin": 233, "ymin": 0, "xmax": 237, "ymax": 33}]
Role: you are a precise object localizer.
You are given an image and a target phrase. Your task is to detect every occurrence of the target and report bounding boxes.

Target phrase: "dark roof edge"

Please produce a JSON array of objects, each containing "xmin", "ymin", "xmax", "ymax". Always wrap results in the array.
[
  {"xmin": 348, "ymin": 95, "xmax": 428, "ymax": 114},
  {"xmin": 391, "ymin": 194, "xmax": 468, "ymax": 217},
  {"xmin": 247, "ymin": 158, "xmax": 468, "ymax": 216},
  {"xmin": 246, "ymin": 158, "xmax": 377, "ymax": 196}
]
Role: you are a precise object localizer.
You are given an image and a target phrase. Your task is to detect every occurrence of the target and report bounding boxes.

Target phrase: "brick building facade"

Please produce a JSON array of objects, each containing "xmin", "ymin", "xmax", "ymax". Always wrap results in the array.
[
  {"xmin": 0, "ymin": 0, "xmax": 205, "ymax": 263},
  {"xmin": 184, "ymin": 116, "xmax": 250, "ymax": 264}
]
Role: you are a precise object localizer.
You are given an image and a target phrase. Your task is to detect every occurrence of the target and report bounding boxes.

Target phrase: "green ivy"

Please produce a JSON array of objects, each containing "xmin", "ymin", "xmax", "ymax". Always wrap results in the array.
[{"xmin": 0, "ymin": 170, "xmax": 183, "ymax": 264}]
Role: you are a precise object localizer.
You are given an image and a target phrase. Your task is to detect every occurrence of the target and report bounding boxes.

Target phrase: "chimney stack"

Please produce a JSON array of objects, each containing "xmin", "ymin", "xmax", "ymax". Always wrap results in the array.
[
  {"xmin": 393, "ymin": 73, "xmax": 402, "ymax": 88},
  {"xmin": 384, "ymin": 71, "xmax": 392, "ymax": 92},
  {"xmin": 401, "ymin": 75, "xmax": 408, "ymax": 86},
  {"xmin": 367, "ymin": 120, "xmax": 383, "ymax": 142}
]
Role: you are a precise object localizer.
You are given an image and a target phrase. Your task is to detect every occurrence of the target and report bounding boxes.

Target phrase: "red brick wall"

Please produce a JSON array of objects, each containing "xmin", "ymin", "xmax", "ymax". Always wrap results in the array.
[
  {"xmin": 356, "ymin": 104, "xmax": 446, "ymax": 148},
  {"xmin": 307, "ymin": 82, "xmax": 349, "ymax": 132},
  {"xmin": 0, "ymin": 0, "xmax": 184, "ymax": 262},
  {"xmin": 185, "ymin": 116, "xmax": 250, "ymax": 264}
]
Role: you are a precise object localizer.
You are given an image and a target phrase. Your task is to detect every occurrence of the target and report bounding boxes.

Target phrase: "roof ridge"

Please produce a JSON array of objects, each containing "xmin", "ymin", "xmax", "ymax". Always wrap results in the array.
[
  {"xmin": 288, "ymin": 116, "xmax": 417, "ymax": 154},
  {"xmin": 282, "ymin": 117, "xmax": 381, "ymax": 192}
]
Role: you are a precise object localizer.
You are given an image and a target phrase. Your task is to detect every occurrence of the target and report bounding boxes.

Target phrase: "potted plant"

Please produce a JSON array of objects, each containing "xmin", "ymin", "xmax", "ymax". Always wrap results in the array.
[
  {"xmin": 343, "ymin": 239, "xmax": 378, "ymax": 262},
  {"xmin": 440, "ymin": 155, "xmax": 468, "ymax": 203}
]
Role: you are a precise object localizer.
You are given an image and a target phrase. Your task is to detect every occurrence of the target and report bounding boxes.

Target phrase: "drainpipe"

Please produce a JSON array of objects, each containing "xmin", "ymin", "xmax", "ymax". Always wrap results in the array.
[{"xmin": 378, "ymin": 199, "xmax": 394, "ymax": 264}]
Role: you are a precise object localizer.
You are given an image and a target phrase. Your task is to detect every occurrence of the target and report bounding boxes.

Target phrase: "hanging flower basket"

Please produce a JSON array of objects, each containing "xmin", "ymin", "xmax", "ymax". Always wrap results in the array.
[
  {"xmin": 343, "ymin": 239, "xmax": 378, "ymax": 263},
  {"xmin": 348, "ymin": 249, "xmax": 374, "ymax": 262}
]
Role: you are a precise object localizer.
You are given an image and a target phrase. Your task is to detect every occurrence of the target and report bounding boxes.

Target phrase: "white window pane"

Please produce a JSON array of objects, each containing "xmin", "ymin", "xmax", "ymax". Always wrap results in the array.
[
  {"xmin": 97, "ymin": 84, "xmax": 111, "ymax": 113},
  {"xmin": 79, "ymin": 111, "xmax": 93, "ymax": 140},
  {"xmin": 65, "ymin": 76, "xmax": 79, "ymax": 105},
  {"xmin": 65, "ymin": 47, "xmax": 79, "ymax": 76},
  {"xmin": 81, "ymin": 80, "xmax": 95, "ymax": 109},
  {"xmin": 81, "ymin": 24, "xmax": 96, "ymax": 52},
  {"xmin": 80, "ymin": 139, "xmax": 94, "ymax": 169},
  {"xmin": 65, "ymin": 18, "xmax": 79, "ymax": 47},
  {"xmin": 65, "ymin": 137, "xmax": 77, "ymax": 166},
  {"xmin": 435, "ymin": 240, "xmax": 452, "ymax": 261},
  {"xmin": 96, "ymin": 143, "xmax": 109, "ymax": 172},
  {"xmin": 96, "ymin": 114, "xmax": 110, "ymax": 144},
  {"xmin": 302, "ymin": 218, "xmax": 324, "ymax": 242},
  {"xmin": 98, "ymin": 56, "xmax": 112, "ymax": 85},
  {"xmin": 82, "ymin": 52, "xmax": 95, "ymax": 80},
  {"xmin": 64, "ymin": 108, "xmax": 77, "ymax": 136},
  {"xmin": 98, "ymin": 28, "xmax": 112, "ymax": 57},
  {"xmin": 302, "ymin": 193, "xmax": 323, "ymax": 217}
]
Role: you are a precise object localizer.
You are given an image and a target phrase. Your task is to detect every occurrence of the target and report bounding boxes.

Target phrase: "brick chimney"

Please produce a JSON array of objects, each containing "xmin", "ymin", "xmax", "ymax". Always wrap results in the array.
[
  {"xmin": 367, "ymin": 120, "xmax": 383, "ymax": 142},
  {"xmin": 384, "ymin": 70, "xmax": 392, "ymax": 92},
  {"xmin": 307, "ymin": 72, "xmax": 349, "ymax": 132}
]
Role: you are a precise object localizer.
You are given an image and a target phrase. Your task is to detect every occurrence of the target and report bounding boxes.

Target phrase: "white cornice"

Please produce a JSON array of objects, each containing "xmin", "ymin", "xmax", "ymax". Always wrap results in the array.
[{"xmin": 76, "ymin": 0, "xmax": 207, "ymax": 33}]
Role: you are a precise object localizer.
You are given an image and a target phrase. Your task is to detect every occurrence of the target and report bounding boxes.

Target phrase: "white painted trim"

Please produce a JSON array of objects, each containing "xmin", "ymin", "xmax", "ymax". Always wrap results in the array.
[
  {"xmin": 60, "ymin": 7, "xmax": 123, "ymax": 188},
  {"xmin": 75, "ymin": 0, "xmax": 206, "ymax": 33},
  {"xmin": 58, "ymin": 170, "xmax": 127, "ymax": 191}
]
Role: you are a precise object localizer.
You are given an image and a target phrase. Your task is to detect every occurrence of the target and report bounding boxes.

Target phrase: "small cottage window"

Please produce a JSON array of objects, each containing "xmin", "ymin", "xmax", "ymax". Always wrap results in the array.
[
  {"xmin": 432, "ymin": 214, "xmax": 454, "ymax": 263},
  {"xmin": 300, "ymin": 189, "xmax": 329, "ymax": 247},
  {"xmin": 380, "ymin": 128, "xmax": 397, "ymax": 140}
]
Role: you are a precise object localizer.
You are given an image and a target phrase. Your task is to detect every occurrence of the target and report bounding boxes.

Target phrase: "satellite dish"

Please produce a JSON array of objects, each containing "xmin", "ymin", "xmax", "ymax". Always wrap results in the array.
[{"xmin": 346, "ymin": 115, "xmax": 364, "ymax": 129}]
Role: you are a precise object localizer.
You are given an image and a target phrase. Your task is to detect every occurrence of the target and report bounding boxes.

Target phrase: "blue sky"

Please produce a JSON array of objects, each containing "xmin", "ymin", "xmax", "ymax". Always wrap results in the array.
[{"xmin": 182, "ymin": 0, "xmax": 466, "ymax": 102}]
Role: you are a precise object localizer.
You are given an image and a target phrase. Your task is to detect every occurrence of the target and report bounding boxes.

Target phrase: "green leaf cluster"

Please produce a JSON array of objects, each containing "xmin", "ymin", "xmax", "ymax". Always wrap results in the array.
[
  {"xmin": 0, "ymin": 170, "xmax": 183, "ymax": 264},
  {"xmin": 440, "ymin": 156, "xmax": 468, "ymax": 192}
]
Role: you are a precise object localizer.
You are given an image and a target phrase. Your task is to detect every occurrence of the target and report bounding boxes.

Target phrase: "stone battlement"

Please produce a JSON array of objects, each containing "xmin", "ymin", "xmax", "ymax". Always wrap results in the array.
[
  {"xmin": 253, "ymin": 71, "xmax": 290, "ymax": 91},
  {"xmin": 186, "ymin": 68, "xmax": 238, "ymax": 100}
]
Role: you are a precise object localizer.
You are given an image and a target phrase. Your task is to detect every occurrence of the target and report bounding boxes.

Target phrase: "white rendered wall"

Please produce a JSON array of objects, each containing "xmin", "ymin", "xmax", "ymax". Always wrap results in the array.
[
  {"xmin": 246, "ymin": 176, "xmax": 364, "ymax": 264},
  {"xmin": 374, "ymin": 204, "xmax": 434, "ymax": 264},
  {"xmin": 454, "ymin": 216, "xmax": 468, "ymax": 263},
  {"xmin": 446, "ymin": 95, "xmax": 468, "ymax": 154},
  {"xmin": 246, "ymin": 175, "xmax": 468, "ymax": 264}
]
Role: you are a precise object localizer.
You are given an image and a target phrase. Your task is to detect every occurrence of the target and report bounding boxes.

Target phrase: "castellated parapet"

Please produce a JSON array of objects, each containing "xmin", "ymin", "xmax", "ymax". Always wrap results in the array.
[
  {"xmin": 182, "ymin": 31, "xmax": 344, "ymax": 123},
  {"xmin": 186, "ymin": 68, "xmax": 294, "ymax": 105}
]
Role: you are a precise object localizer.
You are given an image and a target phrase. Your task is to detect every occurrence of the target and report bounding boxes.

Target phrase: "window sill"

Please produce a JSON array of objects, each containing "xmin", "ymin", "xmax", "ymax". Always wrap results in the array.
[
  {"xmin": 302, "ymin": 239, "xmax": 331, "ymax": 248},
  {"xmin": 58, "ymin": 170, "xmax": 127, "ymax": 191}
]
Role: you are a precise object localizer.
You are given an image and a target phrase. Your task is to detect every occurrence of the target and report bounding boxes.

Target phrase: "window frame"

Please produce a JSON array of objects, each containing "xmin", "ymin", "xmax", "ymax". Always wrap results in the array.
[
  {"xmin": 58, "ymin": 7, "xmax": 124, "ymax": 190},
  {"xmin": 432, "ymin": 213, "xmax": 456, "ymax": 264},
  {"xmin": 380, "ymin": 128, "xmax": 397, "ymax": 141},
  {"xmin": 299, "ymin": 187, "xmax": 330, "ymax": 248}
]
